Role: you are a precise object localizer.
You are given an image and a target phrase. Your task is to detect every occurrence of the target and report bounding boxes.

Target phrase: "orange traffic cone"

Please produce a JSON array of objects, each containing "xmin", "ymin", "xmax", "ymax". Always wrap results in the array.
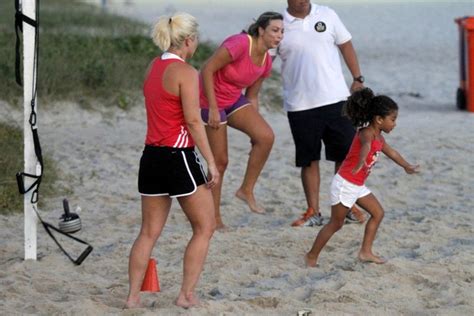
[{"xmin": 141, "ymin": 258, "xmax": 160, "ymax": 292}]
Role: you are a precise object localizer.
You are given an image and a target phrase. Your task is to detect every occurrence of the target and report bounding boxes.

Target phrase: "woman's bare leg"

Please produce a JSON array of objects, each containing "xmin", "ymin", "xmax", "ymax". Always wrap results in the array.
[
  {"xmin": 228, "ymin": 106, "xmax": 274, "ymax": 213},
  {"xmin": 175, "ymin": 185, "xmax": 216, "ymax": 308},
  {"xmin": 125, "ymin": 195, "xmax": 172, "ymax": 308},
  {"xmin": 205, "ymin": 125, "xmax": 228, "ymax": 229}
]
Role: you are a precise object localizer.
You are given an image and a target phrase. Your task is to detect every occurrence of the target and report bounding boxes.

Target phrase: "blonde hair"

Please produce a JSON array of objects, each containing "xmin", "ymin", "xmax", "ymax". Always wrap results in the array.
[{"xmin": 152, "ymin": 12, "xmax": 199, "ymax": 51}]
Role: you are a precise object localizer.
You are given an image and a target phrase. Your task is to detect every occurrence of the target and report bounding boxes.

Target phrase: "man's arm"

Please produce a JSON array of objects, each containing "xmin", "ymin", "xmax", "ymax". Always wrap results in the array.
[{"xmin": 338, "ymin": 40, "xmax": 364, "ymax": 93}]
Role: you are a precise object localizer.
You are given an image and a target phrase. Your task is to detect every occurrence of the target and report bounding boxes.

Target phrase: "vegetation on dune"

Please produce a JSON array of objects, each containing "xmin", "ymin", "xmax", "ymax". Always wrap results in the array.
[
  {"xmin": 0, "ymin": 122, "xmax": 63, "ymax": 214},
  {"xmin": 0, "ymin": 0, "xmax": 215, "ymax": 213},
  {"xmin": 0, "ymin": 0, "xmax": 216, "ymax": 108}
]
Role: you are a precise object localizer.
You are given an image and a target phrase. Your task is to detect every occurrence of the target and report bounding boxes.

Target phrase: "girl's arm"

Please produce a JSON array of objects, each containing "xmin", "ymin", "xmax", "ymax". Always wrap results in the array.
[
  {"xmin": 245, "ymin": 77, "xmax": 265, "ymax": 111},
  {"xmin": 201, "ymin": 47, "xmax": 233, "ymax": 129},
  {"xmin": 382, "ymin": 142, "xmax": 419, "ymax": 174},
  {"xmin": 180, "ymin": 64, "xmax": 219, "ymax": 187},
  {"xmin": 352, "ymin": 129, "xmax": 372, "ymax": 174}
]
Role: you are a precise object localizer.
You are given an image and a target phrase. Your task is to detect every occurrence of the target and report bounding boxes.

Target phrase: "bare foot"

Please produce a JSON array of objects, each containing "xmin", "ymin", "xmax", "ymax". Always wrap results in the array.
[
  {"xmin": 187, "ymin": 294, "xmax": 201, "ymax": 306},
  {"xmin": 175, "ymin": 293, "xmax": 201, "ymax": 309},
  {"xmin": 358, "ymin": 252, "xmax": 386, "ymax": 264},
  {"xmin": 216, "ymin": 222, "xmax": 231, "ymax": 232},
  {"xmin": 305, "ymin": 253, "xmax": 319, "ymax": 268},
  {"xmin": 216, "ymin": 221, "xmax": 228, "ymax": 231},
  {"xmin": 124, "ymin": 297, "xmax": 142, "ymax": 309},
  {"xmin": 235, "ymin": 189, "xmax": 265, "ymax": 214}
]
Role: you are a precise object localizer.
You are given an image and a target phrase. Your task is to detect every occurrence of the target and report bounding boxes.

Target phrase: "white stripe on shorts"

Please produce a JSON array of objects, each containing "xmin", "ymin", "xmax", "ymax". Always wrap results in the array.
[
  {"xmin": 140, "ymin": 192, "xmax": 169, "ymax": 197},
  {"xmin": 193, "ymin": 151, "xmax": 208, "ymax": 184},
  {"xmin": 170, "ymin": 151, "xmax": 197, "ymax": 198}
]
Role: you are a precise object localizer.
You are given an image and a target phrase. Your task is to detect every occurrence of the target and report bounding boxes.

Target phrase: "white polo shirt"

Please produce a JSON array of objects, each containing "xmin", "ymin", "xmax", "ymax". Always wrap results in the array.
[{"xmin": 278, "ymin": 4, "xmax": 352, "ymax": 112}]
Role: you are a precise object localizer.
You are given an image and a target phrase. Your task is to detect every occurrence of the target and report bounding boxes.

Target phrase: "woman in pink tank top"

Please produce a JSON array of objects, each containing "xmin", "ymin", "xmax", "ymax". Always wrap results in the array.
[
  {"xmin": 126, "ymin": 13, "xmax": 218, "ymax": 310},
  {"xmin": 200, "ymin": 12, "xmax": 284, "ymax": 229},
  {"xmin": 305, "ymin": 88, "xmax": 420, "ymax": 267}
]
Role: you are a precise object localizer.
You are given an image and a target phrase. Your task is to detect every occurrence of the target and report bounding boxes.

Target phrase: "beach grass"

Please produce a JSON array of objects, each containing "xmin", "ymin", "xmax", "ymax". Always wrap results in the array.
[
  {"xmin": 0, "ymin": 122, "xmax": 62, "ymax": 214},
  {"xmin": 0, "ymin": 0, "xmax": 215, "ymax": 108},
  {"xmin": 0, "ymin": 0, "xmax": 215, "ymax": 213}
]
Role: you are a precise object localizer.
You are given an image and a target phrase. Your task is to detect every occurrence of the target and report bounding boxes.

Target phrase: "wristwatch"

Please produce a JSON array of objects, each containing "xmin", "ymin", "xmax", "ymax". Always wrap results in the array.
[{"xmin": 353, "ymin": 75, "xmax": 365, "ymax": 83}]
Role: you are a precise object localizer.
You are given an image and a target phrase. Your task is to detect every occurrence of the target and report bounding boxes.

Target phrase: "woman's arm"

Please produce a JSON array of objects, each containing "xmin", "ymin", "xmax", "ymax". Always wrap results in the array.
[
  {"xmin": 180, "ymin": 64, "xmax": 219, "ymax": 187},
  {"xmin": 382, "ymin": 142, "xmax": 419, "ymax": 174},
  {"xmin": 245, "ymin": 77, "xmax": 265, "ymax": 111},
  {"xmin": 201, "ymin": 47, "xmax": 233, "ymax": 128}
]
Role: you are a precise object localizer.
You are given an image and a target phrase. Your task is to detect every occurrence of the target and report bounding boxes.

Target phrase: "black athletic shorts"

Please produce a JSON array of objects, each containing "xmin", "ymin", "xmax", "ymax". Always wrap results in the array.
[
  {"xmin": 138, "ymin": 145, "xmax": 207, "ymax": 197},
  {"xmin": 287, "ymin": 101, "xmax": 355, "ymax": 167}
]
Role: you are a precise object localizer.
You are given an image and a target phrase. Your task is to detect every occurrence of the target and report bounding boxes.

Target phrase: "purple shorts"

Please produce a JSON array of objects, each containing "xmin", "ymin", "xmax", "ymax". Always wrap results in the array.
[{"xmin": 201, "ymin": 94, "xmax": 250, "ymax": 124}]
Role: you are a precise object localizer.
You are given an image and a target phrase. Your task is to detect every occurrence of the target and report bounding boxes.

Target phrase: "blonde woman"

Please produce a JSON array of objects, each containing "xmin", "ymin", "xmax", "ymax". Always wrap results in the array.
[{"xmin": 126, "ymin": 13, "xmax": 218, "ymax": 309}]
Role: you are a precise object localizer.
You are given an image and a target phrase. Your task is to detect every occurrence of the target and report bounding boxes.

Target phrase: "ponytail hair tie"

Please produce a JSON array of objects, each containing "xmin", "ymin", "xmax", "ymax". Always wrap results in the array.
[{"xmin": 169, "ymin": 17, "xmax": 172, "ymax": 24}]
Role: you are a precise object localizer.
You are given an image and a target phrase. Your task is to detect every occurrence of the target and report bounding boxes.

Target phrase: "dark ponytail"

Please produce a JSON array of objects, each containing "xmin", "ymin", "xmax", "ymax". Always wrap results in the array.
[
  {"xmin": 343, "ymin": 88, "xmax": 398, "ymax": 127},
  {"xmin": 246, "ymin": 11, "xmax": 283, "ymax": 36}
]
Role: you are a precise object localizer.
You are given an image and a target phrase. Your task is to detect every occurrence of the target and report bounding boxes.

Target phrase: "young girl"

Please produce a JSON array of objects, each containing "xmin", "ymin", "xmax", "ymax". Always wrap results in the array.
[{"xmin": 305, "ymin": 88, "xmax": 419, "ymax": 267}]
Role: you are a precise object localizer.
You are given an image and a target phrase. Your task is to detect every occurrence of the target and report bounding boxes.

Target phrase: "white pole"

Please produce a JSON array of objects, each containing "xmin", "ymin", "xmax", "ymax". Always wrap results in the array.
[{"xmin": 23, "ymin": 0, "xmax": 38, "ymax": 261}]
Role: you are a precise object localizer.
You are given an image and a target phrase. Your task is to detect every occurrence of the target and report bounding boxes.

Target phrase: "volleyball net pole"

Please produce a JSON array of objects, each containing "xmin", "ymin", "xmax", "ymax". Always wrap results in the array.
[{"xmin": 22, "ymin": 0, "xmax": 38, "ymax": 261}]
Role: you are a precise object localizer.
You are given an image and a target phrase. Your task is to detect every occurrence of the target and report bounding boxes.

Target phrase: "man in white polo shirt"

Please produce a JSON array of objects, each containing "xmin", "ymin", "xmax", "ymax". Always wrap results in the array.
[{"xmin": 277, "ymin": 0, "xmax": 366, "ymax": 226}]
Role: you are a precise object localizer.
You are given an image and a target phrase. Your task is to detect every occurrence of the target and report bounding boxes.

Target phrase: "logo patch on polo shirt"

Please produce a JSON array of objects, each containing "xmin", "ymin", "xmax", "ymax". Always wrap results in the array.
[{"xmin": 314, "ymin": 21, "xmax": 326, "ymax": 32}]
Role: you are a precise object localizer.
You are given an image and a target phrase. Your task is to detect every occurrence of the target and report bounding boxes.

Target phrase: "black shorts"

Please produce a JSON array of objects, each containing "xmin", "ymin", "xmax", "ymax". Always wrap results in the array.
[
  {"xmin": 138, "ymin": 146, "xmax": 207, "ymax": 197},
  {"xmin": 287, "ymin": 101, "xmax": 355, "ymax": 167}
]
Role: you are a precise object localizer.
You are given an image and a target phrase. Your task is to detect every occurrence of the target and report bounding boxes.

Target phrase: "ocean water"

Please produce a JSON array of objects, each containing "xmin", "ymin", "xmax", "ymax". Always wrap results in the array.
[{"xmin": 84, "ymin": 0, "xmax": 474, "ymax": 108}]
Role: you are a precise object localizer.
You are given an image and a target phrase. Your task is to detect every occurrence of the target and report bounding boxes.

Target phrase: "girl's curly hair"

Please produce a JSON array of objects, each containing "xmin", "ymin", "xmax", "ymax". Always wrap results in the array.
[{"xmin": 343, "ymin": 88, "xmax": 398, "ymax": 128}]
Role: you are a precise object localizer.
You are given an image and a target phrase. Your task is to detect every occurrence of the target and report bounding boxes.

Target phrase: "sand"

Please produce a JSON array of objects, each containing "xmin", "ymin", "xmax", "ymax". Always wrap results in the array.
[{"xmin": 1, "ymin": 92, "xmax": 473, "ymax": 315}]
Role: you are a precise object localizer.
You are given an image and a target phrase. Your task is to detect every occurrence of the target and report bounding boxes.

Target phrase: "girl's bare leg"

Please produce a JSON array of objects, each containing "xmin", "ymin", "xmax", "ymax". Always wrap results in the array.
[
  {"xmin": 306, "ymin": 203, "xmax": 348, "ymax": 267},
  {"xmin": 355, "ymin": 193, "xmax": 386, "ymax": 264},
  {"xmin": 175, "ymin": 185, "xmax": 216, "ymax": 308}
]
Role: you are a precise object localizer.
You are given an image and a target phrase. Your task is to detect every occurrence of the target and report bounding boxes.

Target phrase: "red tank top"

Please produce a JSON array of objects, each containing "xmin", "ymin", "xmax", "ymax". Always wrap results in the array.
[
  {"xmin": 338, "ymin": 132, "xmax": 385, "ymax": 185},
  {"xmin": 143, "ymin": 57, "xmax": 194, "ymax": 148}
]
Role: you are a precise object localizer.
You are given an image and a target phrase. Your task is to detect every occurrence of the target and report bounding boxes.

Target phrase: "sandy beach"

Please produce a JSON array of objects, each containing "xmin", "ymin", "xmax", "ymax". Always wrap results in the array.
[{"xmin": 1, "ymin": 85, "xmax": 473, "ymax": 315}]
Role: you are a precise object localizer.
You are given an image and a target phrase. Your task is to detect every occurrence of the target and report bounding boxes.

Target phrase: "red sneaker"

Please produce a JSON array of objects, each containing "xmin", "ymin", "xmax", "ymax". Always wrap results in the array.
[{"xmin": 291, "ymin": 207, "xmax": 318, "ymax": 227}]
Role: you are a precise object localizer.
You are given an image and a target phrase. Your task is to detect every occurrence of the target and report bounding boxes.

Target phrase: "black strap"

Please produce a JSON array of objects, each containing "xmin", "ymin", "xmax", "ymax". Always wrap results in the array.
[
  {"xmin": 15, "ymin": 0, "xmax": 38, "ymax": 86},
  {"xmin": 15, "ymin": 0, "xmax": 43, "ymax": 204},
  {"xmin": 14, "ymin": 0, "xmax": 94, "ymax": 265},
  {"xmin": 33, "ymin": 206, "xmax": 94, "ymax": 265},
  {"xmin": 15, "ymin": 113, "xmax": 43, "ymax": 204},
  {"xmin": 16, "ymin": 100, "xmax": 43, "ymax": 203},
  {"xmin": 42, "ymin": 223, "xmax": 94, "ymax": 265}
]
